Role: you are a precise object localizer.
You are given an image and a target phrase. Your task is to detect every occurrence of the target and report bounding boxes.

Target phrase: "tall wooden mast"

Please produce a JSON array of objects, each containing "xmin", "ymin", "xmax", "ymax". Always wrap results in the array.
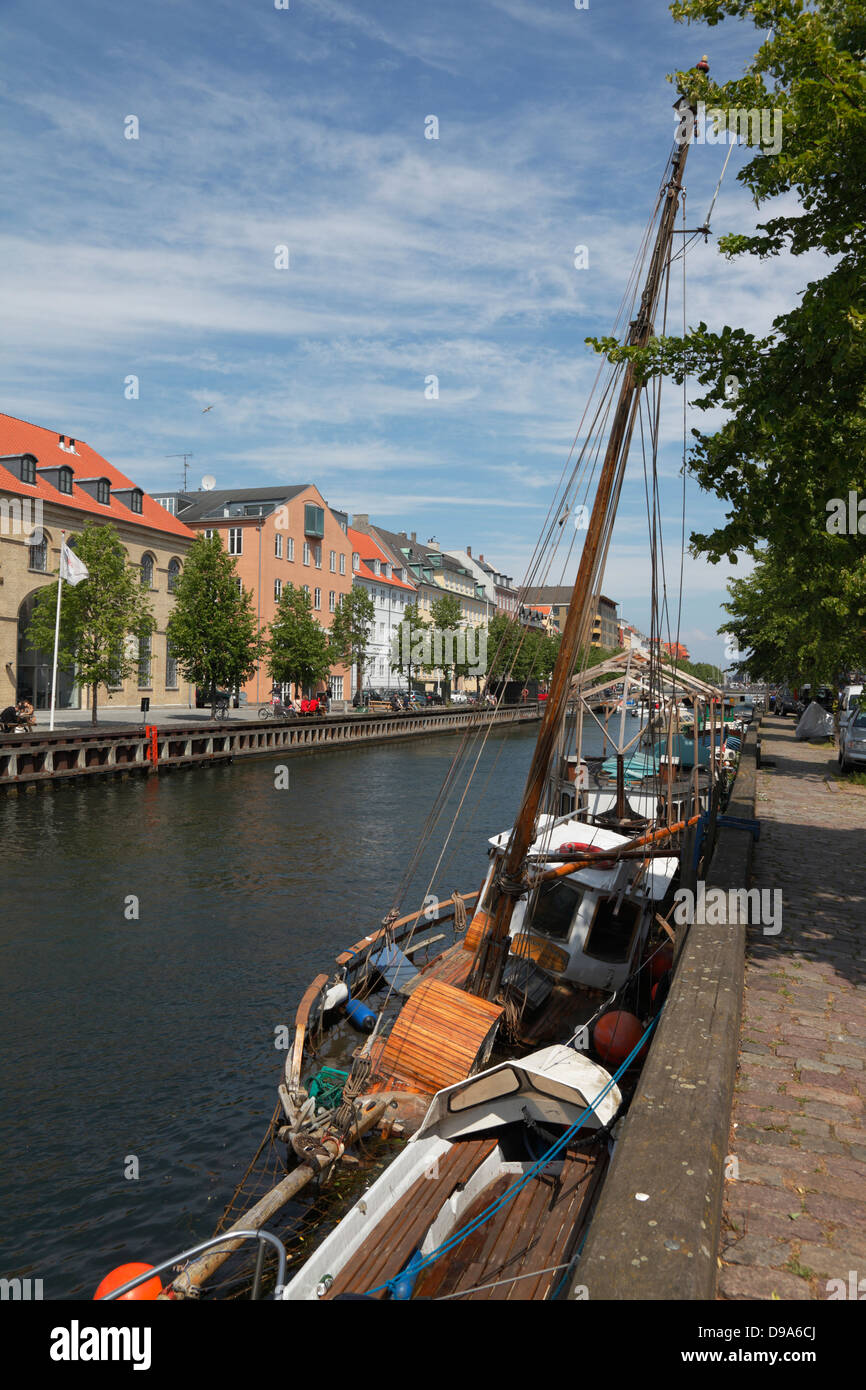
[{"xmin": 473, "ymin": 98, "xmax": 697, "ymax": 1001}]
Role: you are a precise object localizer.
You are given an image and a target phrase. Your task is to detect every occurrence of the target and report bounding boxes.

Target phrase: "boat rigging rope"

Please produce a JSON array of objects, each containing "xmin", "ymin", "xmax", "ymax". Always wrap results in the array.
[{"xmin": 362, "ymin": 1013, "xmax": 660, "ymax": 1297}]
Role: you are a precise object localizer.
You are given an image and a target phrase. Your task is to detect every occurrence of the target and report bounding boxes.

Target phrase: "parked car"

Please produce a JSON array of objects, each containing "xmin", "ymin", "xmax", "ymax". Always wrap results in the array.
[
  {"xmin": 839, "ymin": 705, "xmax": 866, "ymax": 772},
  {"xmin": 449, "ymin": 690, "xmax": 470, "ymax": 704}
]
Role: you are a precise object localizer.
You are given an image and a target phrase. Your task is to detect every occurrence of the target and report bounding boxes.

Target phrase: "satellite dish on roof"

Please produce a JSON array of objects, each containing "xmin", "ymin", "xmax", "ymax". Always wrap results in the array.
[{"xmin": 201, "ymin": 474, "xmax": 216, "ymax": 491}]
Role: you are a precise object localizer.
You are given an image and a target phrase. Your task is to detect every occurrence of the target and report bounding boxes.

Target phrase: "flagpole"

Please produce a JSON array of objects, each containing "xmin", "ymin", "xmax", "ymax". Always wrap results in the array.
[{"xmin": 49, "ymin": 529, "xmax": 65, "ymax": 732}]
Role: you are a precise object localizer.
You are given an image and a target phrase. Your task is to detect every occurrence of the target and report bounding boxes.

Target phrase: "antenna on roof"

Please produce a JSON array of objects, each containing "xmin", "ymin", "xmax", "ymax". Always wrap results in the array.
[{"xmin": 166, "ymin": 452, "xmax": 194, "ymax": 490}]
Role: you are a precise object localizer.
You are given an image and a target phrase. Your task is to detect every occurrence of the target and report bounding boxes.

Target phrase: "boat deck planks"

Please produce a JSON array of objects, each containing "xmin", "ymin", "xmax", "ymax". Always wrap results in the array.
[
  {"xmin": 323, "ymin": 1136, "xmax": 498, "ymax": 1299},
  {"xmin": 413, "ymin": 1148, "xmax": 604, "ymax": 1301}
]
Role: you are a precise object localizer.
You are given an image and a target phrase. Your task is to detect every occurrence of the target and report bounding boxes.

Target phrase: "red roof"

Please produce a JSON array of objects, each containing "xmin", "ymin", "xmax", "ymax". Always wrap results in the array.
[
  {"xmin": 348, "ymin": 526, "xmax": 415, "ymax": 591},
  {"xmin": 0, "ymin": 413, "xmax": 195, "ymax": 540}
]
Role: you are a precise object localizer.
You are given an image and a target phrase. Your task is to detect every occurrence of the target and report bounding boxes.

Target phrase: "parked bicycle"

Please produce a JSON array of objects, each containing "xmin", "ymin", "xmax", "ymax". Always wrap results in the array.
[{"xmin": 258, "ymin": 701, "xmax": 295, "ymax": 720}]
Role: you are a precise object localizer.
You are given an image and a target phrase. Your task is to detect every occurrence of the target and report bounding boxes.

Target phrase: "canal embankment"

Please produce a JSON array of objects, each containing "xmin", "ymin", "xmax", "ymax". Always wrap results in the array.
[
  {"xmin": 0, "ymin": 702, "xmax": 542, "ymax": 790},
  {"xmin": 574, "ymin": 716, "xmax": 759, "ymax": 1300}
]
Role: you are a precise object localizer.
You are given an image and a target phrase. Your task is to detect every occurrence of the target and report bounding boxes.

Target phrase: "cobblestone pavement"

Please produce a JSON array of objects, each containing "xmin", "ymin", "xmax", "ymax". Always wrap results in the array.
[{"xmin": 718, "ymin": 715, "xmax": 866, "ymax": 1300}]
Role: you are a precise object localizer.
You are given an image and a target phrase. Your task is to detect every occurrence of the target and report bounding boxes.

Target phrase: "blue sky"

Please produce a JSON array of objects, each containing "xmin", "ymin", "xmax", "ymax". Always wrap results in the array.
[{"xmin": 1, "ymin": 0, "xmax": 827, "ymax": 663}]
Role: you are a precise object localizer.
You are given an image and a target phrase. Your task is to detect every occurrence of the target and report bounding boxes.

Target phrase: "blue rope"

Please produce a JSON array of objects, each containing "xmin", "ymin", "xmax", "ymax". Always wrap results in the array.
[{"xmin": 362, "ymin": 1014, "xmax": 660, "ymax": 1297}]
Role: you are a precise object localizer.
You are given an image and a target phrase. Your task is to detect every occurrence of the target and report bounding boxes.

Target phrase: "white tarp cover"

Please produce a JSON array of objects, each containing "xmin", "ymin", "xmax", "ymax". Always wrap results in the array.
[{"xmin": 795, "ymin": 700, "xmax": 834, "ymax": 741}]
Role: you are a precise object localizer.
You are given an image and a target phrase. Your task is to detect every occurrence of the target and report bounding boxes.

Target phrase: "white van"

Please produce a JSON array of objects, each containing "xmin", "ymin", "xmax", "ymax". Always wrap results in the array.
[{"xmin": 840, "ymin": 684, "xmax": 863, "ymax": 726}]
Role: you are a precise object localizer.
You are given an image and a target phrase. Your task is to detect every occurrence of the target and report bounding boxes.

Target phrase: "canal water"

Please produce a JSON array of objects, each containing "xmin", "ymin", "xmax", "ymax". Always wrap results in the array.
[{"xmin": 1, "ymin": 718, "xmax": 612, "ymax": 1298}]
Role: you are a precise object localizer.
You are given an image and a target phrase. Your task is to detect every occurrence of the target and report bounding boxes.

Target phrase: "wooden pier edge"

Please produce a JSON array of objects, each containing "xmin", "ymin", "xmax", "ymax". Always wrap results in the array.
[{"xmin": 572, "ymin": 723, "xmax": 758, "ymax": 1300}]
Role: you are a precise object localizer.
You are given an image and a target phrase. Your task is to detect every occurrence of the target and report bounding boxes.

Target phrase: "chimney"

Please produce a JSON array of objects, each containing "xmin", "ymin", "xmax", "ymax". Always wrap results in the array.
[
  {"xmin": 58, "ymin": 435, "xmax": 66, "ymax": 449},
  {"xmin": 68, "ymin": 438, "xmax": 76, "ymax": 451},
  {"xmin": 466, "ymin": 545, "xmax": 472, "ymax": 557},
  {"xmin": 353, "ymin": 513, "xmax": 369, "ymax": 526},
  {"xmin": 410, "ymin": 531, "xmax": 416, "ymax": 543},
  {"xmin": 479, "ymin": 553, "xmax": 484, "ymax": 563}
]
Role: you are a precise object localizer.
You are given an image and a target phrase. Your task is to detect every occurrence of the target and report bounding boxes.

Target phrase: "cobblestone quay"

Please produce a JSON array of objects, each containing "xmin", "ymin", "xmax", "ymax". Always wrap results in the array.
[{"xmin": 719, "ymin": 715, "xmax": 866, "ymax": 1300}]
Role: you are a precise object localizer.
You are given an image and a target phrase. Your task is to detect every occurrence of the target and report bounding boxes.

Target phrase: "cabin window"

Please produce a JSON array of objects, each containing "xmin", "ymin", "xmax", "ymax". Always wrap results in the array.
[
  {"xmin": 526, "ymin": 879, "xmax": 583, "ymax": 941},
  {"xmin": 583, "ymin": 897, "xmax": 643, "ymax": 964},
  {"xmin": 448, "ymin": 1068, "xmax": 521, "ymax": 1114}
]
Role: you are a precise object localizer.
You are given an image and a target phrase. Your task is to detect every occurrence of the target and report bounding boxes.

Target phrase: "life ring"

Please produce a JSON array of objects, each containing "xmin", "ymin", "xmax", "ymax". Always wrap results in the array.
[{"xmin": 558, "ymin": 841, "xmax": 616, "ymax": 870}]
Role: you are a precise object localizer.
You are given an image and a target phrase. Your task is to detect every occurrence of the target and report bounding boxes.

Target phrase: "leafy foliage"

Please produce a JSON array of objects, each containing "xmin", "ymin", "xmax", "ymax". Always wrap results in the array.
[
  {"xmin": 266, "ymin": 583, "xmax": 332, "ymax": 692},
  {"xmin": 329, "ymin": 588, "xmax": 374, "ymax": 696},
  {"xmin": 166, "ymin": 534, "xmax": 260, "ymax": 709}
]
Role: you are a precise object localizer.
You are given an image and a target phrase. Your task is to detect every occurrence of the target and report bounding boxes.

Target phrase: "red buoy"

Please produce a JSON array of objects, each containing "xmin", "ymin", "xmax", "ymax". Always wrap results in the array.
[
  {"xmin": 592, "ymin": 1011, "xmax": 649, "ymax": 1068},
  {"xmin": 94, "ymin": 1263, "xmax": 162, "ymax": 1301},
  {"xmin": 650, "ymin": 944, "xmax": 674, "ymax": 984}
]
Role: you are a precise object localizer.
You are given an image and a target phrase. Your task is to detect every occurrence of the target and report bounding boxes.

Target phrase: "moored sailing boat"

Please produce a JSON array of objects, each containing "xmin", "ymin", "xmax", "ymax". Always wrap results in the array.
[{"xmin": 99, "ymin": 69, "xmax": 729, "ymax": 1304}]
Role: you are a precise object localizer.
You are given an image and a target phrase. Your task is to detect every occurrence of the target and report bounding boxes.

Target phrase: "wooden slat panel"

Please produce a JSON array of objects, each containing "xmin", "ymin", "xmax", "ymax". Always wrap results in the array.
[{"xmin": 373, "ymin": 980, "xmax": 503, "ymax": 1096}]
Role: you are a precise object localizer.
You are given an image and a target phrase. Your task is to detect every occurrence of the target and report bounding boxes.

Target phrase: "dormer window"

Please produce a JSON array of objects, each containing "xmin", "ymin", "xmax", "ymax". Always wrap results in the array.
[
  {"xmin": 130, "ymin": 488, "xmax": 142, "ymax": 513},
  {"xmin": 97, "ymin": 479, "xmax": 110, "ymax": 505},
  {"xmin": 58, "ymin": 467, "xmax": 73, "ymax": 494},
  {"xmin": 20, "ymin": 455, "xmax": 36, "ymax": 485}
]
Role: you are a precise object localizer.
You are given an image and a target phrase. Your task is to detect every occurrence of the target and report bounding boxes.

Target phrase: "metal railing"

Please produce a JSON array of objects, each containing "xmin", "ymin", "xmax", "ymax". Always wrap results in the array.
[{"xmin": 98, "ymin": 1229, "xmax": 287, "ymax": 1301}]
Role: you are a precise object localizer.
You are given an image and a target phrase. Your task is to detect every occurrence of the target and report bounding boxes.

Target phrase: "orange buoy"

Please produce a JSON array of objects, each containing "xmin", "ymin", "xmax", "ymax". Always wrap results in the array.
[
  {"xmin": 94, "ymin": 1263, "xmax": 162, "ymax": 1301},
  {"xmin": 592, "ymin": 1011, "xmax": 649, "ymax": 1068},
  {"xmin": 650, "ymin": 944, "xmax": 674, "ymax": 983}
]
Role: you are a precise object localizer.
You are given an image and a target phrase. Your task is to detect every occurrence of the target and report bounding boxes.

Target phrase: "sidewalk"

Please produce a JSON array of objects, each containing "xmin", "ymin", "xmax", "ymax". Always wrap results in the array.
[
  {"xmin": 718, "ymin": 715, "xmax": 866, "ymax": 1299},
  {"xmin": 26, "ymin": 703, "xmax": 256, "ymax": 732}
]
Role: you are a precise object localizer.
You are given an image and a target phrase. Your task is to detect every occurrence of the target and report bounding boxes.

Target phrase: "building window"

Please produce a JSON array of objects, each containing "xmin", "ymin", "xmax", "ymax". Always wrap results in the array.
[
  {"xmin": 228, "ymin": 528, "xmax": 243, "ymax": 555},
  {"xmin": 339, "ymin": 553, "xmax": 346, "ymax": 575},
  {"xmin": 108, "ymin": 646, "xmax": 123, "ymax": 691},
  {"xmin": 203, "ymin": 529, "xmax": 216, "ymax": 541},
  {"xmin": 304, "ymin": 503, "xmax": 325, "ymax": 537},
  {"xmin": 20, "ymin": 456, "xmax": 36, "ymax": 485},
  {"xmin": 97, "ymin": 478, "xmax": 111, "ymax": 505},
  {"xmin": 314, "ymin": 587, "xmax": 321, "ymax": 610},
  {"xmin": 275, "ymin": 534, "xmax": 283, "ymax": 559},
  {"xmin": 130, "ymin": 489, "xmax": 143, "ymax": 514},
  {"xmin": 329, "ymin": 549, "xmax": 336, "ymax": 572},
  {"xmin": 314, "ymin": 544, "xmax": 322, "ymax": 568},
  {"xmin": 166, "ymin": 641, "xmax": 178, "ymax": 689},
  {"xmin": 29, "ymin": 537, "xmax": 48, "ymax": 571},
  {"xmin": 274, "ymin": 578, "xmax": 283, "ymax": 600},
  {"xmin": 303, "ymin": 542, "xmax": 311, "ymax": 566},
  {"xmin": 167, "ymin": 558, "xmax": 181, "ymax": 593},
  {"xmin": 352, "ymin": 552, "xmax": 360, "ymax": 571},
  {"xmin": 329, "ymin": 590, "xmax": 336, "ymax": 612},
  {"xmin": 235, "ymin": 577, "xmax": 242, "ymax": 594},
  {"xmin": 329, "ymin": 674, "xmax": 344, "ymax": 700},
  {"xmin": 302, "ymin": 584, "xmax": 310, "ymax": 597},
  {"xmin": 140, "ymin": 553, "xmax": 155, "ymax": 588},
  {"xmin": 57, "ymin": 467, "xmax": 73, "ymax": 495},
  {"xmin": 287, "ymin": 537, "xmax": 294, "ymax": 561},
  {"xmin": 138, "ymin": 634, "xmax": 152, "ymax": 688}
]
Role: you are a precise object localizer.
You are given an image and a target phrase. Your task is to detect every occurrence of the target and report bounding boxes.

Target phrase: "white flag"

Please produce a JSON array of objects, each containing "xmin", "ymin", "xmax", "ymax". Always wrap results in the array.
[{"xmin": 60, "ymin": 543, "xmax": 89, "ymax": 586}]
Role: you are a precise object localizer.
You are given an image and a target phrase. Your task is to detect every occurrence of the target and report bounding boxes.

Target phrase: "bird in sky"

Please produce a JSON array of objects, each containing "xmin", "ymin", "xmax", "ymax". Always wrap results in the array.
[{"xmin": 201, "ymin": 404, "xmax": 215, "ymax": 413}]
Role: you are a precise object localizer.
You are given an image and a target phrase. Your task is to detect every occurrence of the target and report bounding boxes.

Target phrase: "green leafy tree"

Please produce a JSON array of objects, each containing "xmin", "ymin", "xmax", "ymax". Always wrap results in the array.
[
  {"xmin": 589, "ymin": 3, "xmax": 866, "ymax": 681},
  {"xmin": 166, "ymin": 533, "xmax": 260, "ymax": 714},
  {"xmin": 430, "ymin": 592, "xmax": 465, "ymax": 696},
  {"xmin": 26, "ymin": 520, "xmax": 155, "ymax": 725},
  {"xmin": 266, "ymin": 583, "xmax": 332, "ymax": 695},
  {"xmin": 329, "ymin": 588, "xmax": 375, "ymax": 698},
  {"xmin": 389, "ymin": 601, "xmax": 429, "ymax": 692}
]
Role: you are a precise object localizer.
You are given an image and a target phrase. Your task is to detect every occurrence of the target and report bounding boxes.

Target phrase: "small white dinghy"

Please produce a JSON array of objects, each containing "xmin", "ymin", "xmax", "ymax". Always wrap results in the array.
[{"xmin": 281, "ymin": 1045, "xmax": 621, "ymax": 1301}]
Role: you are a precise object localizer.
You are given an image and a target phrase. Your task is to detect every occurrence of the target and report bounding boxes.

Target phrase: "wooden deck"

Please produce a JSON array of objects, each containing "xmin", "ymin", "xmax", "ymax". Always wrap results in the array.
[
  {"xmin": 323, "ymin": 1136, "xmax": 498, "ymax": 1299},
  {"xmin": 323, "ymin": 1136, "xmax": 605, "ymax": 1301}
]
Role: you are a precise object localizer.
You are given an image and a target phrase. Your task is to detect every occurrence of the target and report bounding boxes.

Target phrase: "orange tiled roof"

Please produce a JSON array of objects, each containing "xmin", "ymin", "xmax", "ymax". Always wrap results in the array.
[
  {"xmin": 348, "ymin": 526, "xmax": 415, "ymax": 591},
  {"xmin": 0, "ymin": 413, "xmax": 195, "ymax": 540}
]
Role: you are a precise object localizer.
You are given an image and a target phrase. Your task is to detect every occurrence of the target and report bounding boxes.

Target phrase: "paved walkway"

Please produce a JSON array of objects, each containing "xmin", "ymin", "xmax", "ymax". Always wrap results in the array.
[{"xmin": 718, "ymin": 716, "xmax": 866, "ymax": 1299}]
